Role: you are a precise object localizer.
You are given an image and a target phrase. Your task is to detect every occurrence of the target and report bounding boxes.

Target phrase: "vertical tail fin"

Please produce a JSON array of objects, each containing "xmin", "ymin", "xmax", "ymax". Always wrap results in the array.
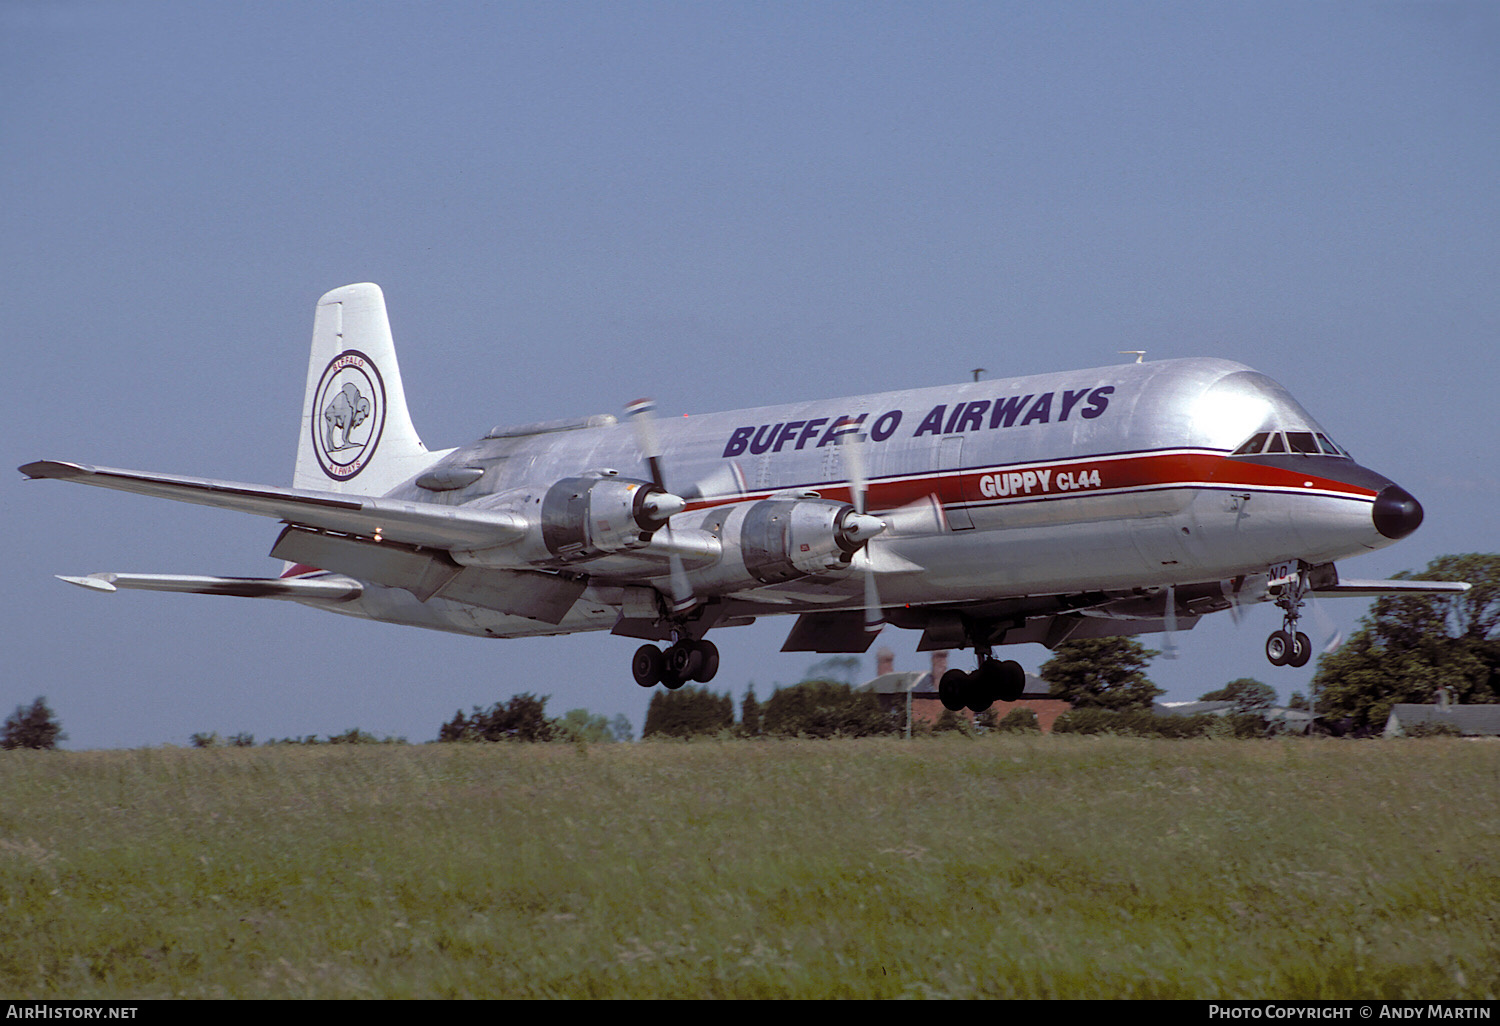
[{"xmin": 293, "ymin": 284, "xmax": 444, "ymax": 496}]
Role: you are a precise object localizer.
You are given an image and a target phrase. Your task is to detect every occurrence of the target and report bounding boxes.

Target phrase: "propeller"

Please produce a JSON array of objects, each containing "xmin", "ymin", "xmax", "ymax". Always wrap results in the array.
[
  {"xmin": 831, "ymin": 417, "xmax": 887, "ymax": 639},
  {"xmin": 1307, "ymin": 590, "xmax": 1344, "ymax": 655},
  {"xmin": 1161, "ymin": 583, "xmax": 1179, "ymax": 659},
  {"xmin": 625, "ymin": 398, "xmax": 695, "ymax": 613}
]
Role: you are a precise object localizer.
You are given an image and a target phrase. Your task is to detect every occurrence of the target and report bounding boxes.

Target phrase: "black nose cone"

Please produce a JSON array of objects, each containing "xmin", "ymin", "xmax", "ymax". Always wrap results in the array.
[{"xmin": 1373, "ymin": 484, "xmax": 1424, "ymax": 540}]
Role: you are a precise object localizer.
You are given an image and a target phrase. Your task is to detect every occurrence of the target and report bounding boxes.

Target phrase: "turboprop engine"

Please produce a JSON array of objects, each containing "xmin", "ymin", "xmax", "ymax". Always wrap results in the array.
[
  {"xmin": 451, "ymin": 471, "xmax": 686, "ymax": 568},
  {"xmin": 672, "ymin": 496, "xmax": 886, "ymax": 593}
]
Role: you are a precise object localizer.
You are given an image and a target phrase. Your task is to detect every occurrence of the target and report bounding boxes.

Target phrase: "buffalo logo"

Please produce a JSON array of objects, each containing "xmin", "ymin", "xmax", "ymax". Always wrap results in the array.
[{"xmin": 311, "ymin": 350, "xmax": 386, "ymax": 480}]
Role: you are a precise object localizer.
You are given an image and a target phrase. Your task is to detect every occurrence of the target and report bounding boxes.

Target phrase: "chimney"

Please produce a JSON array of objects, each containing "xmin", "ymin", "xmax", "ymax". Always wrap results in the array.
[{"xmin": 876, "ymin": 647, "xmax": 895, "ymax": 677}]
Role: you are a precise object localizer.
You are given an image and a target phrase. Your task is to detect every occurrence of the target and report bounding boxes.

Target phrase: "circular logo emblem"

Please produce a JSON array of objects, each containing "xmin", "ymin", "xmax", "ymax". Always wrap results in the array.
[{"xmin": 311, "ymin": 349, "xmax": 385, "ymax": 481}]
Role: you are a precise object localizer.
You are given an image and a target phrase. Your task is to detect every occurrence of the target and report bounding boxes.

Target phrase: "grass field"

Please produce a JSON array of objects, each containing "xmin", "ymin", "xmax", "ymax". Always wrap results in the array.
[{"xmin": 2, "ymin": 736, "xmax": 1496, "ymax": 999}]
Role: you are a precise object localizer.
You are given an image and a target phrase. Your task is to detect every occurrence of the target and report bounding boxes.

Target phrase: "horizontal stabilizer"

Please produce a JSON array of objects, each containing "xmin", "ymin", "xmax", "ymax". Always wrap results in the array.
[
  {"xmin": 56, "ymin": 572, "xmax": 363, "ymax": 601},
  {"xmin": 20, "ymin": 461, "xmax": 526, "ymax": 551},
  {"xmin": 1313, "ymin": 579, "xmax": 1471, "ymax": 598}
]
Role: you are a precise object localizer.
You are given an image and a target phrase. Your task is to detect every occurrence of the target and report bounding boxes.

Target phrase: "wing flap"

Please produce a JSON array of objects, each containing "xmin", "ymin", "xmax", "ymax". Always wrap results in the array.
[{"xmin": 21, "ymin": 460, "xmax": 526, "ymax": 551}]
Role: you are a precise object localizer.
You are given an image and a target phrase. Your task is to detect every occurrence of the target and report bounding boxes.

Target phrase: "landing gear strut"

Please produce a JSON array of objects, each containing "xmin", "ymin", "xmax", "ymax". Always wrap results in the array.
[
  {"xmin": 1266, "ymin": 568, "xmax": 1312, "ymax": 668},
  {"xmin": 632, "ymin": 636, "xmax": 719, "ymax": 689}
]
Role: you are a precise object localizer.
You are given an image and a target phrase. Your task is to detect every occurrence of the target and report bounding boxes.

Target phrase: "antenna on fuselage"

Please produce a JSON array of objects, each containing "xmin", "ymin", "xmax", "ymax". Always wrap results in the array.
[
  {"xmin": 971, "ymin": 368, "xmax": 986, "ymax": 382},
  {"xmin": 1118, "ymin": 350, "xmax": 1146, "ymax": 364}
]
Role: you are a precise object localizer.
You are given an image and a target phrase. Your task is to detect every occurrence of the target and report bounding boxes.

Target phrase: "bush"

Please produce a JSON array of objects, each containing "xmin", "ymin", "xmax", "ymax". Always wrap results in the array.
[
  {"xmin": 1405, "ymin": 721, "xmax": 1463, "ymax": 738},
  {"xmin": 992, "ymin": 708, "xmax": 1040, "ymax": 733},
  {"xmin": 761, "ymin": 681, "xmax": 897, "ymax": 738},
  {"xmin": 1051, "ymin": 708, "xmax": 1243, "ymax": 738}
]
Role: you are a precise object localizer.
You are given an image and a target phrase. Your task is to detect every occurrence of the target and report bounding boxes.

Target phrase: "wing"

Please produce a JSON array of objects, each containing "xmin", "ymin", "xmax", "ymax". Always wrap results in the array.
[
  {"xmin": 57, "ymin": 572, "xmax": 362, "ymax": 601},
  {"xmin": 20, "ymin": 461, "xmax": 525, "ymax": 551},
  {"xmin": 1312, "ymin": 579, "xmax": 1472, "ymax": 597}
]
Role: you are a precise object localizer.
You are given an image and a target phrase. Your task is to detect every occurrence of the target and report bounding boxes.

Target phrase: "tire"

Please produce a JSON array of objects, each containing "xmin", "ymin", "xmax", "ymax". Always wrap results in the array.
[
  {"xmin": 995, "ymin": 659, "xmax": 1025, "ymax": 703},
  {"xmin": 938, "ymin": 669, "xmax": 969, "ymax": 711},
  {"xmin": 1265, "ymin": 630, "xmax": 1291, "ymax": 667},
  {"xmin": 1288, "ymin": 631, "xmax": 1312, "ymax": 668},
  {"xmin": 691, "ymin": 640, "xmax": 720, "ymax": 683},
  {"xmin": 632, "ymin": 645, "xmax": 663, "ymax": 687},
  {"xmin": 665, "ymin": 642, "xmax": 702, "ymax": 683}
]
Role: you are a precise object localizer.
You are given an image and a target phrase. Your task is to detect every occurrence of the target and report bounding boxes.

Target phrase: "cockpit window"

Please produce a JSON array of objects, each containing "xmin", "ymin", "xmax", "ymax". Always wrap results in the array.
[
  {"xmin": 1287, "ymin": 431, "xmax": 1319, "ymax": 455},
  {"xmin": 1316, "ymin": 433, "xmax": 1347, "ymax": 457},
  {"xmin": 1232, "ymin": 432, "xmax": 1270, "ymax": 455},
  {"xmin": 1231, "ymin": 430, "xmax": 1350, "ymax": 459}
]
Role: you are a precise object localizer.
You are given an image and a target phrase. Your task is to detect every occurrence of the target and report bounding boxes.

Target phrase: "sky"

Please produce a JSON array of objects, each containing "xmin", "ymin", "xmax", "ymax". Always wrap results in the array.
[{"xmin": 4, "ymin": 2, "xmax": 1496, "ymax": 749}]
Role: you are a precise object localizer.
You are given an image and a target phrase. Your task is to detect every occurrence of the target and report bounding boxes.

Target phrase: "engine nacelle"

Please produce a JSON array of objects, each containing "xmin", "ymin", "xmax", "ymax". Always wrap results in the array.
[
  {"xmin": 740, "ymin": 498, "xmax": 861, "ymax": 582},
  {"xmin": 672, "ymin": 497, "xmax": 885, "ymax": 592},
  {"xmin": 453, "ymin": 472, "xmax": 682, "ymax": 569},
  {"xmin": 539, "ymin": 474, "xmax": 679, "ymax": 562}
]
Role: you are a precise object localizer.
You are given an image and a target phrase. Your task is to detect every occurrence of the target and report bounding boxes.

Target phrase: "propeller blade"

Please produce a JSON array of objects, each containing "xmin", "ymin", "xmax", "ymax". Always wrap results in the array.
[
  {"xmin": 864, "ymin": 562, "xmax": 884, "ymax": 636},
  {"xmin": 881, "ymin": 494, "xmax": 948, "ymax": 536},
  {"xmin": 626, "ymin": 397, "xmax": 696, "ymax": 613},
  {"xmin": 832, "ymin": 417, "xmax": 868, "ymax": 514},
  {"xmin": 1308, "ymin": 591, "xmax": 1344, "ymax": 654},
  {"xmin": 831, "ymin": 416, "xmax": 884, "ymax": 639},
  {"xmin": 1161, "ymin": 584, "xmax": 1179, "ymax": 660}
]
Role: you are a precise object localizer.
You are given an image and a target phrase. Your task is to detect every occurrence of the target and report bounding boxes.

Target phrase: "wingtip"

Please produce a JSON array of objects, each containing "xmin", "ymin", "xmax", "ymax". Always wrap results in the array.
[
  {"xmin": 56, "ymin": 574, "xmax": 117, "ymax": 593},
  {"xmin": 20, "ymin": 460, "xmax": 92, "ymax": 480}
]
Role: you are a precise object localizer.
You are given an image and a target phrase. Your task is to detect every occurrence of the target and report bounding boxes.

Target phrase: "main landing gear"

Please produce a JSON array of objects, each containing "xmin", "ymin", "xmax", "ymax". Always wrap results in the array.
[
  {"xmin": 938, "ymin": 635, "xmax": 1027, "ymax": 714},
  {"xmin": 632, "ymin": 637, "xmax": 720, "ymax": 689},
  {"xmin": 1266, "ymin": 567, "xmax": 1312, "ymax": 668}
]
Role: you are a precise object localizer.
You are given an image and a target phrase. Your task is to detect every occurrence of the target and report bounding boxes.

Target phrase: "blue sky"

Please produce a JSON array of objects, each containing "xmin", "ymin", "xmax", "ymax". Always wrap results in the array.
[{"xmin": 5, "ymin": 2, "xmax": 1496, "ymax": 748}]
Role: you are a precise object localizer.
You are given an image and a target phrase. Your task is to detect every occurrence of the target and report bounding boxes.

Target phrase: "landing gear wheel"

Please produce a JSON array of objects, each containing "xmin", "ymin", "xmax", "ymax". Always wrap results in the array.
[
  {"xmin": 938, "ymin": 669, "xmax": 969, "ymax": 711},
  {"xmin": 1265, "ymin": 630, "xmax": 1291, "ymax": 667},
  {"xmin": 663, "ymin": 642, "xmax": 703, "ymax": 689},
  {"xmin": 965, "ymin": 663, "xmax": 996, "ymax": 712},
  {"xmin": 691, "ymin": 639, "xmax": 720, "ymax": 683},
  {"xmin": 1288, "ymin": 631, "xmax": 1312, "ymax": 668},
  {"xmin": 992, "ymin": 659, "xmax": 1026, "ymax": 703},
  {"xmin": 632, "ymin": 645, "xmax": 664, "ymax": 687}
]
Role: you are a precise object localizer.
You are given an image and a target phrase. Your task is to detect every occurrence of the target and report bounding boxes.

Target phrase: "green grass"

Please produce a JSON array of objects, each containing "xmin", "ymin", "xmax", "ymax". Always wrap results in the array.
[{"xmin": 2, "ymin": 737, "xmax": 1497, "ymax": 998}]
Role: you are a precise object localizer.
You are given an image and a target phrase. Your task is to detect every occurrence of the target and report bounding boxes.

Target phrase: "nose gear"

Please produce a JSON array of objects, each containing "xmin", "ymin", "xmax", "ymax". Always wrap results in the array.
[{"xmin": 1266, "ymin": 567, "xmax": 1313, "ymax": 668}]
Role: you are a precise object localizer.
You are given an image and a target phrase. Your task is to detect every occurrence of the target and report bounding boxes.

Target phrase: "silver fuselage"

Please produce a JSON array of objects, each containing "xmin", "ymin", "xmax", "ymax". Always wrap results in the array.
[{"xmin": 318, "ymin": 357, "xmax": 1409, "ymax": 641}]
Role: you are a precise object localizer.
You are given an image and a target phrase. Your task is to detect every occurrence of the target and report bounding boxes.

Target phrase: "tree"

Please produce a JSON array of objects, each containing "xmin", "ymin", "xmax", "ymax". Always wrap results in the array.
[
  {"xmin": 739, "ymin": 684, "xmax": 763, "ymax": 737},
  {"xmin": 440, "ymin": 693, "xmax": 557, "ymax": 742},
  {"xmin": 2, "ymin": 697, "xmax": 65, "ymax": 751},
  {"xmin": 1312, "ymin": 554, "xmax": 1500, "ymax": 728},
  {"xmin": 1200, "ymin": 678, "xmax": 1277, "ymax": 714},
  {"xmin": 554, "ymin": 709, "xmax": 619, "ymax": 743},
  {"xmin": 642, "ymin": 686, "xmax": 734, "ymax": 739},
  {"xmin": 1040, "ymin": 637, "xmax": 1163, "ymax": 711},
  {"xmin": 804, "ymin": 656, "xmax": 863, "ymax": 685}
]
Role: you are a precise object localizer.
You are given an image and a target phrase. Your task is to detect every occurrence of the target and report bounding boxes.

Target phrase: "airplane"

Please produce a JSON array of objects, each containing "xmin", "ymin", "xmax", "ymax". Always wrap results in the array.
[{"xmin": 20, "ymin": 283, "xmax": 1470, "ymax": 714}]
